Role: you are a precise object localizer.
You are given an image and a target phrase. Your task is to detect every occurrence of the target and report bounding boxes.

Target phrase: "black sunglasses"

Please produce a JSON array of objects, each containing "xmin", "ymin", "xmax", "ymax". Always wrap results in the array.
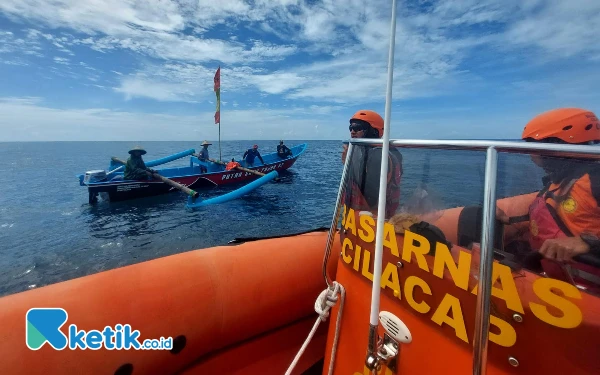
[{"xmin": 349, "ymin": 123, "xmax": 367, "ymax": 132}]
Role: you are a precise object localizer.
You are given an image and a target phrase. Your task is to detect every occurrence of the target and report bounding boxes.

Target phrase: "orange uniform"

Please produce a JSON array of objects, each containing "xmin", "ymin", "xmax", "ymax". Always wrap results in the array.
[{"xmin": 539, "ymin": 172, "xmax": 600, "ymax": 240}]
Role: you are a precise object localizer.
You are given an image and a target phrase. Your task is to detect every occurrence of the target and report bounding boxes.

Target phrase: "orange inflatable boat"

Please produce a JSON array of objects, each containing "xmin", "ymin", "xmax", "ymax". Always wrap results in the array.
[
  {"xmin": 2, "ymin": 185, "xmax": 598, "ymax": 374},
  {"xmin": 0, "ymin": 230, "xmax": 339, "ymax": 375}
]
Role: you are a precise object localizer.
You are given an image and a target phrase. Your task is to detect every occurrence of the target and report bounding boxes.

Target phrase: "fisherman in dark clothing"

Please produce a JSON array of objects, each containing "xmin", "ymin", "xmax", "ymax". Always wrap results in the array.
[
  {"xmin": 277, "ymin": 140, "xmax": 293, "ymax": 159},
  {"xmin": 198, "ymin": 140, "xmax": 212, "ymax": 161},
  {"xmin": 124, "ymin": 146, "xmax": 152, "ymax": 180},
  {"xmin": 198, "ymin": 140, "xmax": 212, "ymax": 173},
  {"xmin": 243, "ymin": 144, "xmax": 265, "ymax": 167}
]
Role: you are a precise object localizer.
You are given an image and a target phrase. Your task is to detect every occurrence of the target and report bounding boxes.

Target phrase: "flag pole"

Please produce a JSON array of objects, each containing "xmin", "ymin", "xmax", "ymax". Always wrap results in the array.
[
  {"xmin": 214, "ymin": 65, "xmax": 222, "ymax": 162},
  {"xmin": 219, "ymin": 64, "xmax": 221, "ymax": 162}
]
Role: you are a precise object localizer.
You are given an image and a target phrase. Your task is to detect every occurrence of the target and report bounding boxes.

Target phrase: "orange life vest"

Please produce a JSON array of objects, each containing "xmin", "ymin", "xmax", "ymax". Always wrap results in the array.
[
  {"xmin": 527, "ymin": 174, "xmax": 600, "ymax": 293},
  {"xmin": 226, "ymin": 162, "xmax": 240, "ymax": 171},
  {"xmin": 529, "ymin": 174, "xmax": 600, "ymax": 249},
  {"xmin": 344, "ymin": 147, "xmax": 403, "ymax": 218}
]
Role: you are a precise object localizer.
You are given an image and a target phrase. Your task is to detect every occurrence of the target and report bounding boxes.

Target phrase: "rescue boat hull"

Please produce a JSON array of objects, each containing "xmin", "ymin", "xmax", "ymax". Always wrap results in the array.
[
  {"xmin": 0, "ymin": 229, "xmax": 337, "ymax": 375},
  {"xmin": 325, "ymin": 193, "xmax": 600, "ymax": 375}
]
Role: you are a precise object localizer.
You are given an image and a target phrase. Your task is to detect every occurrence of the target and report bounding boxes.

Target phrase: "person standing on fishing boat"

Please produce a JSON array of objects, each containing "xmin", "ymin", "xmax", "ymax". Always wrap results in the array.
[
  {"xmin": 497, "ymin": 108, "xmax": 600, "ymax": 263},
  {"xmin": 277, "ymin": 140, "xmax": 292, "ymax": 159},
  {"xmin": 124, "ymin": 146, "xmax": 153, "ymax": 180},
  {"xmin": 343, "ymin": 110, "xmax": 403, "ymax": 219},
  {"xmin": 197, "ymin": 140, "xmax": 212, "ymax": 173},
  {"xmin": 225, "ymin": 158, "xmax": 241, "ymax": 171},
  {"xmin": 243, "ymin": 145, "xmax": 264, "ymax": 168},
  {"xmin": 198, "ymin": 140, "xmax": 212, "ymax": 161}
]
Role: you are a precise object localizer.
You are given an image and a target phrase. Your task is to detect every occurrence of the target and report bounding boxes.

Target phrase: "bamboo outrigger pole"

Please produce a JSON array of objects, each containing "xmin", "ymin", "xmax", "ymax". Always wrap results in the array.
[{"xmin": 110, "ymin": 157, "xmax": 199, "ymax": 198}]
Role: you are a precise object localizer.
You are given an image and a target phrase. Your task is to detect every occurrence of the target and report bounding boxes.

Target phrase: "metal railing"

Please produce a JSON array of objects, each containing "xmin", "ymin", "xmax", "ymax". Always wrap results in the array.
[
  {"xmin": 351, "ymin": 138, "xmax": 600, "ymax": 158},
  {"xmin": 323, "ymin": 142, "xmax": 354, "ymax": 289},
  {"xmin": 324, "ymin": 138, "xmax": 600, "ymax": 375}
]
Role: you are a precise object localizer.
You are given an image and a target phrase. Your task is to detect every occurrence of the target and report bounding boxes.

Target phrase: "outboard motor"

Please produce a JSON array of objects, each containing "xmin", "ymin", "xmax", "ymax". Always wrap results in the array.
[{"xmin": 83, "ymin": 170, "xmax": 107, "ymax": 185}]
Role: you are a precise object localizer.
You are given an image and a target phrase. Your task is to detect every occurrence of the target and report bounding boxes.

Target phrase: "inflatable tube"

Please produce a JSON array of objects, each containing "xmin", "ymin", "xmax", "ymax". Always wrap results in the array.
[
  {"xmin": 185, "ymin": 171, "xmax": 279, "ymax": 210},
  {"xmin": 431, "ymin": 192, "xmax": 536, "ymax": 246},
  {"xmin": 179, "ymin": 316, "xmax": 328, "ymax": 375},
  {"xmin": 0, "ymin": 230, "xmax": 339, "ymax": 375}
]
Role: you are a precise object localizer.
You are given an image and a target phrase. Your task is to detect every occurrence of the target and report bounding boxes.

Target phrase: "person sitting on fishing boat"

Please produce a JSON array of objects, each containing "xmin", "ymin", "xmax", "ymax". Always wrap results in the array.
[
  {"xmin": 243, "ymin": 145, "xmax": 264, "ymax": 167},
  {"xmin": 277, "ymin": 140, "xmax": 292, "ymax": 159},
  {"xmin": 124, "ymin": 146, "xmax": 154, "ymax": 180},
  {"xmin": 225, "ymin": 158, "xmax": 241, "ymax": 171},
  {"xmin": 497, "ymin": 108, "xmax": 600, "ymax": 266},
  {"xmin": 342, "ymin": 110, "xmax": 403, "ymax": 219}
]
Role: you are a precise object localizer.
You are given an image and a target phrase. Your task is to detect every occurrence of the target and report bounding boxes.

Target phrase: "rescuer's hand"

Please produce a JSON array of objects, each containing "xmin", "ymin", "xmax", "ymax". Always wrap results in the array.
[
  {"xmin": 496, "ymin": 206, "xmax": 510, "ymax": 225},
  {"xmin": 539, "ymin": 237, "xmax": 590, "ymax": 262},
  {"xmin": 342, "ymin": 144, "xmax": 348, "ymax": 164}
]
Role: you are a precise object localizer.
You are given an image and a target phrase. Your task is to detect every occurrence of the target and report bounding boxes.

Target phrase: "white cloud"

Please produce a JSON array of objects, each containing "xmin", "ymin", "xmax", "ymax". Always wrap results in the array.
[
  {"xmin": 0, "ymin": 0, "xmax": 185, "ymax": 35},
  {"xmin": 1, "ymin": 1, "xmax": 296, "ymax": 64},
  {"xmin": 247, "ymin": 72, "xmax": 305, "ymax": 94},
  {"xmin": 94, "ymin": 1, "xmax": 489, "ymax": 103},
  {"xmin": 71, "ymin": 34, "xmax": 296, "ymax": 63},
  {"xmin": 53, "ymin": 56, "xmax": 70, "ymax": 65},
  {"xmin": 114, "ymin": 64, "xmax": 306, "ymax": 102},
  {"xmin": 113, "ymin": 63, "xmax": 216, "ymax": 102},
  {"xmin": 0, "ymin": 96, "xmax": 553, "ymax": 141},
  {"xmin": 2, "ymin": 60, "xmax": 28, "ymax": 66},
  {"xmin": 79, "ymin": 61, "xmax": 98, "ymax": 71},
  {"xmin": 0, "ymin": 29, "xmax": 43, "ymax": 56},
  {"xmin": 504, "ymin": 0, "xmax": 600, "ymax": 58},
  {"xmin": 0, "ymin": 96, "xmax": 345, "ymax": 141},
  {"xmin": 1, "ymin": 0, "xmax": 600, "ymax": 134},
  {"xmin": 115, "ymin": 77, "xmax": 196, "ymax": 102}
]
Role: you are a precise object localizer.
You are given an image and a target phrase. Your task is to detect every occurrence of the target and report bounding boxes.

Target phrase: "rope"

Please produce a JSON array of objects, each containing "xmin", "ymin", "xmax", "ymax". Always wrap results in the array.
[
  {"xmin": 327, "ymin": 283, "xmax": 345, "ymax": 375},
  {"xmin": 285, "ymin": 281, "xmax": 346, "ymax": 375}
]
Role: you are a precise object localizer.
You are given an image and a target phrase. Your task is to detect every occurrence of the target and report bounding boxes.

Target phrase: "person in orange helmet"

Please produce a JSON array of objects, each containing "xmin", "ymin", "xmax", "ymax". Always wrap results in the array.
[
  {"xmin": 343, "ymin": 110, "xmax": 403, "ymax": 218},
  {"xmin": 498, "ymin": 108, "xmax": 600, "ymax": 265}
]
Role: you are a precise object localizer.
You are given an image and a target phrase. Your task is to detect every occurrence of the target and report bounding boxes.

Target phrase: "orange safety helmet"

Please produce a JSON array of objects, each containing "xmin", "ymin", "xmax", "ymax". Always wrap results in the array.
[
  {"xmin": 350, "ymin": 110, "xmax": 384, "ymax": 137},
  {"xmin": 522, "ymin": 108, "xmax": 600, "ymax": 144}
]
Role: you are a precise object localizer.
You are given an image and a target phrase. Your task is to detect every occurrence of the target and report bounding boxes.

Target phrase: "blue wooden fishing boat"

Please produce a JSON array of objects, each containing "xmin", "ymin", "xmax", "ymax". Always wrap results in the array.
[{"xmin": 77, "ymin": 143, "xmax": 307, "ymax": 205}]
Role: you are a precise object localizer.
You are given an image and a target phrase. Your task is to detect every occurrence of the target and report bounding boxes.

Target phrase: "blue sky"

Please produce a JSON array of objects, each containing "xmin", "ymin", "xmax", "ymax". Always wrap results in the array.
[{"xmin": 0, "ymin": 0, "xmax": 599, "ymax": 141}]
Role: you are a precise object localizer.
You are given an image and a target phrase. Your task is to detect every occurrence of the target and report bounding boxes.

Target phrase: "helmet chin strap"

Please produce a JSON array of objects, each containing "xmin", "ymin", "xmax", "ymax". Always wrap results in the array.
[{"xmin": 365, "ymin": 126, "xmax": 380, "ymax": 139}]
